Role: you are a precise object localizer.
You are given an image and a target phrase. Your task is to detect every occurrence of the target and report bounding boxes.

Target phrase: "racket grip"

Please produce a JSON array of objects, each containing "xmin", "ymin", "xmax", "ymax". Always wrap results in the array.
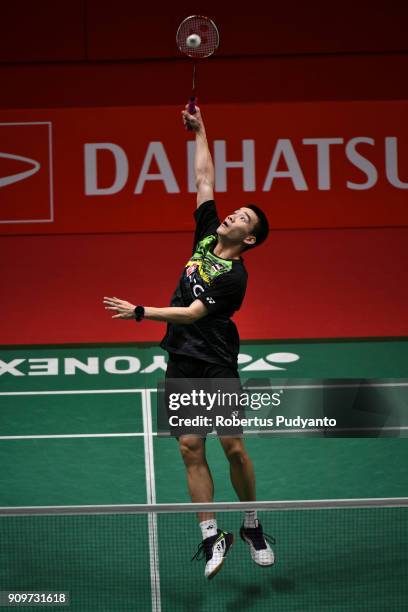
[
  {"xmin": 188, "ymin": 96, "xmax": 197, "ymax": 115},
  {"xmin": 186, "ymin": 97, "xmax": 197, "ymax": 131}
]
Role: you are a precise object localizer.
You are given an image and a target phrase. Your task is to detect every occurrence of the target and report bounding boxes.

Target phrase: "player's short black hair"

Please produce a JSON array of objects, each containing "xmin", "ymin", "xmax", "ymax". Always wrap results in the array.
[{"xmin": 242, "ymin": 204, "xmax": 270, "ymax": 251}]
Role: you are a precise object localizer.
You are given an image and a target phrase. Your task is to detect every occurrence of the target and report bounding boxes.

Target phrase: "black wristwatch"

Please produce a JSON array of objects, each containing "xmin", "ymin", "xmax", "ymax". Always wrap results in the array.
[{"xmin": 134, "ymin": 305, "xmax": 145, "ymax": 322}]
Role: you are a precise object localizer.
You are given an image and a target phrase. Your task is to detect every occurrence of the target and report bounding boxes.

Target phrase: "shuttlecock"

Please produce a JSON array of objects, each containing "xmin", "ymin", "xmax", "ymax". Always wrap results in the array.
[{"xmin": 186, "ymin": 34, "xmax": 201, "ymax": 48}]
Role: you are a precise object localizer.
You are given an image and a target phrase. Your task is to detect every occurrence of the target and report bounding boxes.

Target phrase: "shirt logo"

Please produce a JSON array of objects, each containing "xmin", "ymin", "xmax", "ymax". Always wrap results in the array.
[
  {"xmin": 186, "ymin": 264, "xmax": 198, "ymax": 277},
  {"xmin": 206, "ymin": 297, "xmax": 215, "ymax": 304},
  {"xmin": 211, "ymin": 263, "xmax": 225, "ymax": 273}
]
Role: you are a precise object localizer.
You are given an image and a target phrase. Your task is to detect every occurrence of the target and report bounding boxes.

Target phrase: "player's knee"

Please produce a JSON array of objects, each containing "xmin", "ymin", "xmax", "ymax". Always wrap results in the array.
[
  {"xmin": 179, "ymin": 437, "xmax": 205, "ymax": 466},
  {"xmin": 225, "ymin": 443, "xmax": 247, "ymax": 465}
]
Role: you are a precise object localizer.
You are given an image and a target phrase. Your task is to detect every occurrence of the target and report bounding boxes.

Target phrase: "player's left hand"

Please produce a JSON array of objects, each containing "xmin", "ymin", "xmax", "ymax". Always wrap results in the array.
[{"xmin": 103, "ymin": 296, "xmax": 136, "ymax": 319}]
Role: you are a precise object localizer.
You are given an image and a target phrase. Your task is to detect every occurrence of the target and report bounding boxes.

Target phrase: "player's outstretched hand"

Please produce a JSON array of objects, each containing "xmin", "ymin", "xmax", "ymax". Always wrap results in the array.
[
  {"xmin": 182, "ymin": 105, "xmax": 204, "ymax": 132},
  {"xmin": 103, "ymin": 296, "xmax": 136, "ymax": 319}
]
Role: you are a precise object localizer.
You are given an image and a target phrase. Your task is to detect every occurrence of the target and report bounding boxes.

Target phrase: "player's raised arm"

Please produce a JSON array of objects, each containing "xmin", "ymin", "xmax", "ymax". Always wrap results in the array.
[{"xmin": 182, "ymin": 106, "xmax": 214, "ymax": 208}]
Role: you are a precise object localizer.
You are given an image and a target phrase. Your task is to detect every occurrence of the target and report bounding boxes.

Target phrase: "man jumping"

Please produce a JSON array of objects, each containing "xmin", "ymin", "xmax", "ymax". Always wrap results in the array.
[{"xmin": 103, "ymin": 105, "xmax": 274, "ymax": 579}]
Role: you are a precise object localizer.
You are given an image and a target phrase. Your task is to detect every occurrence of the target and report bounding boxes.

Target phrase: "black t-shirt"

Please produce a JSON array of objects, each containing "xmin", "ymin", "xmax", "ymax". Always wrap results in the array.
[{"xmin": 160, "ymin": 200, "xmax": 248, "ymax": 366}]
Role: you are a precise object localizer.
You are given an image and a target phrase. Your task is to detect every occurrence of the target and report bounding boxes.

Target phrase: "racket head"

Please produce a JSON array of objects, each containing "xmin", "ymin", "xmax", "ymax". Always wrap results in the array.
[{"xmin": 176, "ymin": 15, "xmax": 219, "ymax": 58}]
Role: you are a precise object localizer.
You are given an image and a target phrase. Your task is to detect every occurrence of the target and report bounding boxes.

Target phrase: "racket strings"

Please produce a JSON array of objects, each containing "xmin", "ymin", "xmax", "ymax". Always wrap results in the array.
[{"xmin": 176, "ymin": 16, "xmax": 219, "ymax": 58}]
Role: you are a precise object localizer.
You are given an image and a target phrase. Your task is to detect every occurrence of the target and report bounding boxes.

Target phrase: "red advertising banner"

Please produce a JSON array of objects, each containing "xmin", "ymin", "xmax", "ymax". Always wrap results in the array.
[{"xmin": 0, "ymin": 102, "xmax": 407, "ymax": 234}]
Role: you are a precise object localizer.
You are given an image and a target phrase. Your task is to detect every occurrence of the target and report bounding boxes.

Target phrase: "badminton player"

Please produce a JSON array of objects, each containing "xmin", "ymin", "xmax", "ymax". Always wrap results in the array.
[{"xmin": 103, "ymin": 105, "xmax": 274, "ymax": 579}]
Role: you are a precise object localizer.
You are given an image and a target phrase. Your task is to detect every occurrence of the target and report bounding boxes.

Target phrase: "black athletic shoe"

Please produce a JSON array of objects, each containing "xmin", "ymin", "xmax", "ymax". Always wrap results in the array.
[
  {"xmin": 191, "ymin": 529, "xmax": 234, "ymax": 579},
  {"xmin": 240, "ymin": 520, "xmax": 275, "ymax": 566}
]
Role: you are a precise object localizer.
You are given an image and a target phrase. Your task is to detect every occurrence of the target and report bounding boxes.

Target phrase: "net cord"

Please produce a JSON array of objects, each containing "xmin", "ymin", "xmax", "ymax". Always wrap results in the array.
[{"xmin": 1, "ymin": 497, "xmax": 407, "ymax": 517}]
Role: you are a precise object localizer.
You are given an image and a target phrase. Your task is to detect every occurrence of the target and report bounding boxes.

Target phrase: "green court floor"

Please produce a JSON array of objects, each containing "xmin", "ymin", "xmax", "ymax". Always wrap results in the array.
[{"xmin": 0, "ymin": 339, "xmax": 407, "ymax": 610}]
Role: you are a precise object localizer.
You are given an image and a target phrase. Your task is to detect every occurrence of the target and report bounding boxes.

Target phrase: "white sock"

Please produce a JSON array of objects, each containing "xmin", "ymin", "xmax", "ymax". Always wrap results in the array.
[
  {"xmin": 244, "ymin": 510, "xmax": 258, "ymax": 528},
  {"xmin": 200, "ymin": 519, "xmax": 218, "ymax": 539}
]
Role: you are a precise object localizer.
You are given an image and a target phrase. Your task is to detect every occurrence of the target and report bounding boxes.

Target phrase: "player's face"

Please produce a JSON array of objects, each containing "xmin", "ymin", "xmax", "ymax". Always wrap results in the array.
[{"xmin": 217, "ymin": 207, "xmax": 258, "ymax": 248}]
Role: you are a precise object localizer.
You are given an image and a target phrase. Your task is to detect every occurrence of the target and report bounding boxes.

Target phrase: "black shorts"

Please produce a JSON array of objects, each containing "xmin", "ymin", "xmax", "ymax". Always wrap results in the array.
[{"xmin": 161, "ymin": 353, "xmax": 244, "ymax": 438}]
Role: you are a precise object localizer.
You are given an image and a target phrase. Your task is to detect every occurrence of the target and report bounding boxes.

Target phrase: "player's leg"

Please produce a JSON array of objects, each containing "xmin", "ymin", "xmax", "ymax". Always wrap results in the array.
[
  {"xmin": 179, "ymin": 434, "xmax": 234, "ymax": 578},
  {"xmin": 207, "ymin": 367, "xmax": 257, "ymax": 503},
  {"xmin": 178, "ymin": 434, "xmax": 214, "ymax": 521},
  {"xmin": 219, "ymin": 436, "xmax": 256, "ymax": 501},
  {"xmin": 165, "ymin": 355, "xmax": 214, "ymax": 516},
  {"xmin": 219, "ymin": 436, "xmax": 275, "ymax": 566},
  {"xmin": 166, "ymin": 352, "xmax": 234, "ymax": 579}
]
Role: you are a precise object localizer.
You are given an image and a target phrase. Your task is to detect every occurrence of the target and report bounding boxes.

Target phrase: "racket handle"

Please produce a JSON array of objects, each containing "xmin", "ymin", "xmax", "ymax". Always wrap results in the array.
[
  {"xmin": 188, "ymin": 96, "xmax": 197, "ymax": 115},
  {"xmin": 186, "ymin": 97, "xmax": 197, "ymax": 131}
]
